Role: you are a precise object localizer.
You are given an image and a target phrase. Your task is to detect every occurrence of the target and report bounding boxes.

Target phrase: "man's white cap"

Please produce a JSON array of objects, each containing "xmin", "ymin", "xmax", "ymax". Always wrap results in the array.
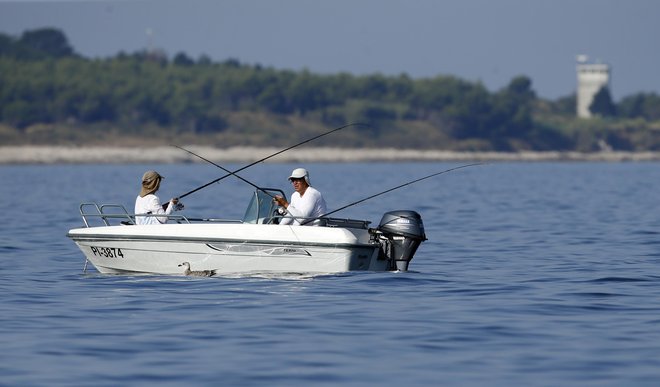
[{"xmin": 288, "ymin": 168, "xmax": 310, "ymax": 185}]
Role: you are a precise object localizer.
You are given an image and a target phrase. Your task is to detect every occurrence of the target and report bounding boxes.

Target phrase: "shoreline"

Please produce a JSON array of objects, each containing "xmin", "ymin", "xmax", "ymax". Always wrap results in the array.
[{"xmin": 2, "ymin": 145, "xmax": 660, "ymax": 164}]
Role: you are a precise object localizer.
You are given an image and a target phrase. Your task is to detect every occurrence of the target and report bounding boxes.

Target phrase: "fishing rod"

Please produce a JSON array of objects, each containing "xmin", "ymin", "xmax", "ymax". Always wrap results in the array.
[
  {"xmin": 300, "ymin": 163, "xmax": 485, "ymax": 225},
  {"xmin": 174, "ymin": 145, "xmax": 278, "ymax": 199},
  {"xmin": 176, "ymin": 122, "xmax": 369, "ymax": 200}
]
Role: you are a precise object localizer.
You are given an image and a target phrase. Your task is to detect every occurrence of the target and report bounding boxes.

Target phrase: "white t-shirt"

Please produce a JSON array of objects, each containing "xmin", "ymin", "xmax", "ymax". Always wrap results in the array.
[
  {"xmin": 134, "ymin": 194, "xmax": 174, "ymax": 225},
  {"xmin": 280, "ymin": 186, "xmax": 327, "ymax": 226}
]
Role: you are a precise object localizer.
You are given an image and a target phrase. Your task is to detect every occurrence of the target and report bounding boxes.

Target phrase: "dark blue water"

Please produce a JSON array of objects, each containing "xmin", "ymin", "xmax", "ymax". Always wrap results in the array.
[{"xmin": 2, "ymin": 161, "xmax": 660, "ymax": 386}]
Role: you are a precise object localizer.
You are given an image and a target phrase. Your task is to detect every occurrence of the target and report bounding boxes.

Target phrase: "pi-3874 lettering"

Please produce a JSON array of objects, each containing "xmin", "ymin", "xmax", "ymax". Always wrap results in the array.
[{"xmin": 90, "ymin": 246, "xmax": 124, "ymax": 258}]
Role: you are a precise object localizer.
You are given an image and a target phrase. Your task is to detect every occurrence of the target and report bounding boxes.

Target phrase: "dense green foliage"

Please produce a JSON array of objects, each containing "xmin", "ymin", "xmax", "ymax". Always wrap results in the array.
[
  {"xmin": 2, "ymin": 28, "xmax": 660, "ymax": 151},
  {"xmin": 589, "ymin": 86, "xmax": 616, "ymax": 117}
]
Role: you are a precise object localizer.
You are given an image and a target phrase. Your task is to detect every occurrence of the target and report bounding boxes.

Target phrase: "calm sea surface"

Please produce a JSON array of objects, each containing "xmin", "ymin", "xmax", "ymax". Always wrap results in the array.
[{"xmin": 2, "ymin": 161, "xmax": 660, "ymax": 386}]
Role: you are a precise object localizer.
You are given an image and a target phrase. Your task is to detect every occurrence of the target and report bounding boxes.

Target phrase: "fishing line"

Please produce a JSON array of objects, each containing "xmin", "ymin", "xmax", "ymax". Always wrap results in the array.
[
  {"xmin": 174, "ymin": 145, "xmax": 277, "ymax": 199},
  {"xmin": 176, "ymin": 122, "xmax": 370, "ymax": 199},
  {"xmin": 301, "ymin": 162, "xmax": 485, "ymax": 224}
]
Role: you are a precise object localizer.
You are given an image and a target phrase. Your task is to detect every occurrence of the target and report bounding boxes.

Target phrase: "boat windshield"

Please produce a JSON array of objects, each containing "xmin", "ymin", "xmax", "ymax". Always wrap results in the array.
[{"xmin": 242, "ymin": 188, "xmax": 286, "ymax": 224}]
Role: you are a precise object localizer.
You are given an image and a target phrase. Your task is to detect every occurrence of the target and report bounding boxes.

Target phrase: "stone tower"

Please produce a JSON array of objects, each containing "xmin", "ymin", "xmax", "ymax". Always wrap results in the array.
[{"xmin": 576, "ymin": 55, "xmax": 611, "ymax": 118}]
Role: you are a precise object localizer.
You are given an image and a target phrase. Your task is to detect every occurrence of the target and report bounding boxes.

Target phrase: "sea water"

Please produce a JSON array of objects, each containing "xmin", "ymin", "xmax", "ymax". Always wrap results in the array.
[{"xmin": 1, "ymin": 161, "xmax": 660, "ymax": 386}]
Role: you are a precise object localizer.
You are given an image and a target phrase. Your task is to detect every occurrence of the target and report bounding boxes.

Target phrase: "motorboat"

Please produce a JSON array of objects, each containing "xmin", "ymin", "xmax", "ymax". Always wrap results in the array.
[{"xmin": 67, "ymin": 188, "xmax": 427, "ymax": 276}]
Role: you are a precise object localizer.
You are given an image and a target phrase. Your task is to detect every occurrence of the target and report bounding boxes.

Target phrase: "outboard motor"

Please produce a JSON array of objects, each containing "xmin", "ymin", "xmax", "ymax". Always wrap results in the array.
[{"xmin": 376, "ymin": 210, "xmax": 426, "ymax": 271}]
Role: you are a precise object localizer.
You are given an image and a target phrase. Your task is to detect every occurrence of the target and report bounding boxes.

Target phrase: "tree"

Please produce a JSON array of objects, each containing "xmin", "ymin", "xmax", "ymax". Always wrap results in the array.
[
  {"xmin": 494, "ymin": 75, "xmax": 535, "ymax": 137},
  {"xmin": 589, "ymin": 86, "xmax": 616, "ymax": 117},
  {"xmin": 448, "ymin": 76, "xmax": 535, "ymax": 143},
  {"xmin": 551, "ymin": 94, "xmax": 576, "ymax": 115},
  {"xmin": 618, "ymin": 92, "xmax": 660, "ymax": 120},
  {"xmin": 19, "ymin": 28, "xmax": 75, "ymax": 59},
  {"xmin": 506, "ymin": 75, "xmax": 535, "ymax": 99},
  {"xmin": 0, "ymin": 33, "xmax": 16, "ymax": 57},
  {"xmin": 173, "ymin": 52, "xmax": 195, "ymax": 66},
  {"xmin": 358, "ymin": 105, "xmax": 397, "ymax": 128}
]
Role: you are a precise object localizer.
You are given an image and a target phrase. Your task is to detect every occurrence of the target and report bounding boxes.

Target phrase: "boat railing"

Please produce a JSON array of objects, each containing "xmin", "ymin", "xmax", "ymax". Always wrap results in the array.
[
  {"xmin": 78, "ymin": 202, "xmax": 194, "ymax": 227},
  {"xmin": 269, "ymin": 214, "xmax": 371, "ymax": 229},
  {"xmin": 78, "ymin": 202, "xmax": 369, "ymax": 229},
  {"xmin": 323, "ymin": 217, "xmax": 371, "ymax": 229}
]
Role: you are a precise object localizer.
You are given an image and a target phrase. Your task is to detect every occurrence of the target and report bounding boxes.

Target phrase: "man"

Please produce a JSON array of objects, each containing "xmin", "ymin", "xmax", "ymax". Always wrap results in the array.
[
  {"xmin": 134, "ymin": 170, "xmax": 183, "ymax": 225},
  {"xmin": 274, "ymin": 168, "xmax": 327, "ymax": 226}
]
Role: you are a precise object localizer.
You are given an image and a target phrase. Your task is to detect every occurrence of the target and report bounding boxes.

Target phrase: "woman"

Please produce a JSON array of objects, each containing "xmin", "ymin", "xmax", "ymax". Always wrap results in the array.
[{"xmin": 134, "ymin": 170, "xmax": 183, "ymax": 225}]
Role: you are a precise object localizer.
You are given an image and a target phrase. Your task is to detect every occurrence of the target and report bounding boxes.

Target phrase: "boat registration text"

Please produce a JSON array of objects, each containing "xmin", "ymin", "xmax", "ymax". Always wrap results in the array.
[{"xmin": 90, "ymin": 246, "xmax": 125, "ymax": 258}]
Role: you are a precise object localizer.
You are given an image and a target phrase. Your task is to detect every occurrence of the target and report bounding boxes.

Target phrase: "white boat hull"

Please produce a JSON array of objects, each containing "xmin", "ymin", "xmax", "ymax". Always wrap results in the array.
[{"xmin": 68, "ymin": 223, "xmax": 389, "ymax": 275}]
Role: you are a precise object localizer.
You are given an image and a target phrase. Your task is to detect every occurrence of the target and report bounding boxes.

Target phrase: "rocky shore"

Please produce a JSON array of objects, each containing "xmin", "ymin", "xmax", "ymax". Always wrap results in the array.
[{"xmin": 2, "ymin": 145, "xmax": 660, "ymax": 164}]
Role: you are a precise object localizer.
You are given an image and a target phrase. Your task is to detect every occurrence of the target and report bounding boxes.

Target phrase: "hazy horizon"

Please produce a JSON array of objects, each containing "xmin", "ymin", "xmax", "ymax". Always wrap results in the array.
[{"xmin": 1, "ymin": 0, "xmax": 659, "ymax": 101}]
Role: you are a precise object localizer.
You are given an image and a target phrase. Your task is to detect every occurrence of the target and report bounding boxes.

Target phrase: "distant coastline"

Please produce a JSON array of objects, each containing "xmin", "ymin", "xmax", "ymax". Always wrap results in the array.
[{"xmin": 1, "ymin": 145, "xmax": 660, "ymax": 164}]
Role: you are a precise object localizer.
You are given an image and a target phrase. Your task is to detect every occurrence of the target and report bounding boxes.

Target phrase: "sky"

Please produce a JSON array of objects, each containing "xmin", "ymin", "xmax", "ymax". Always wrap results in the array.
[{"xmin": 1, "ymin": 0, "xmax": 658, "ymax": 101}]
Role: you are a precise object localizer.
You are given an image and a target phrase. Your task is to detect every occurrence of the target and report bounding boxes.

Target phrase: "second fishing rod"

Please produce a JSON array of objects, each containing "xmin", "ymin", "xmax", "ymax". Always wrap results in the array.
[
  {"xmin": 175, "ymin": 122, "xmax": 369, "ymax": 200},
  {"xmin": 174, "ymin": 145, "xmax": 278, "ymax": 200},
  {"xmin": 175, "ymin": 143, "xmax": 484, "ymax": 226}
]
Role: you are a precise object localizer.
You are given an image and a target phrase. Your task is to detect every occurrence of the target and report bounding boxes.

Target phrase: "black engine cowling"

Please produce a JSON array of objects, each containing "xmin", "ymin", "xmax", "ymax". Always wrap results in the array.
[{"xmin": 376, "ymin": 210, "xmax": 426, "ymax": 271}]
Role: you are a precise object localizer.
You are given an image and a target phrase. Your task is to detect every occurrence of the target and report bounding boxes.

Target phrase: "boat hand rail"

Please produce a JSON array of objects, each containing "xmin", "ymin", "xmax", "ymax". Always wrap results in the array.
[
  {"xmin": 324, "ymin": 217, "xmax": 371, "ymax": 229},
  {"xmin": 270, "ymin": 214, "xmax": 371, "ymax": 229},
  {"xmin": 79, "ymin": 203, "xmax": 134, "ymax": 227},
  {"xmin": 78, "ymin": 202, "xmax": 192, "ymax": 227},
  {"xmin": 78, "ymin": 202, "xmax": 243, "ymax": 227}
]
